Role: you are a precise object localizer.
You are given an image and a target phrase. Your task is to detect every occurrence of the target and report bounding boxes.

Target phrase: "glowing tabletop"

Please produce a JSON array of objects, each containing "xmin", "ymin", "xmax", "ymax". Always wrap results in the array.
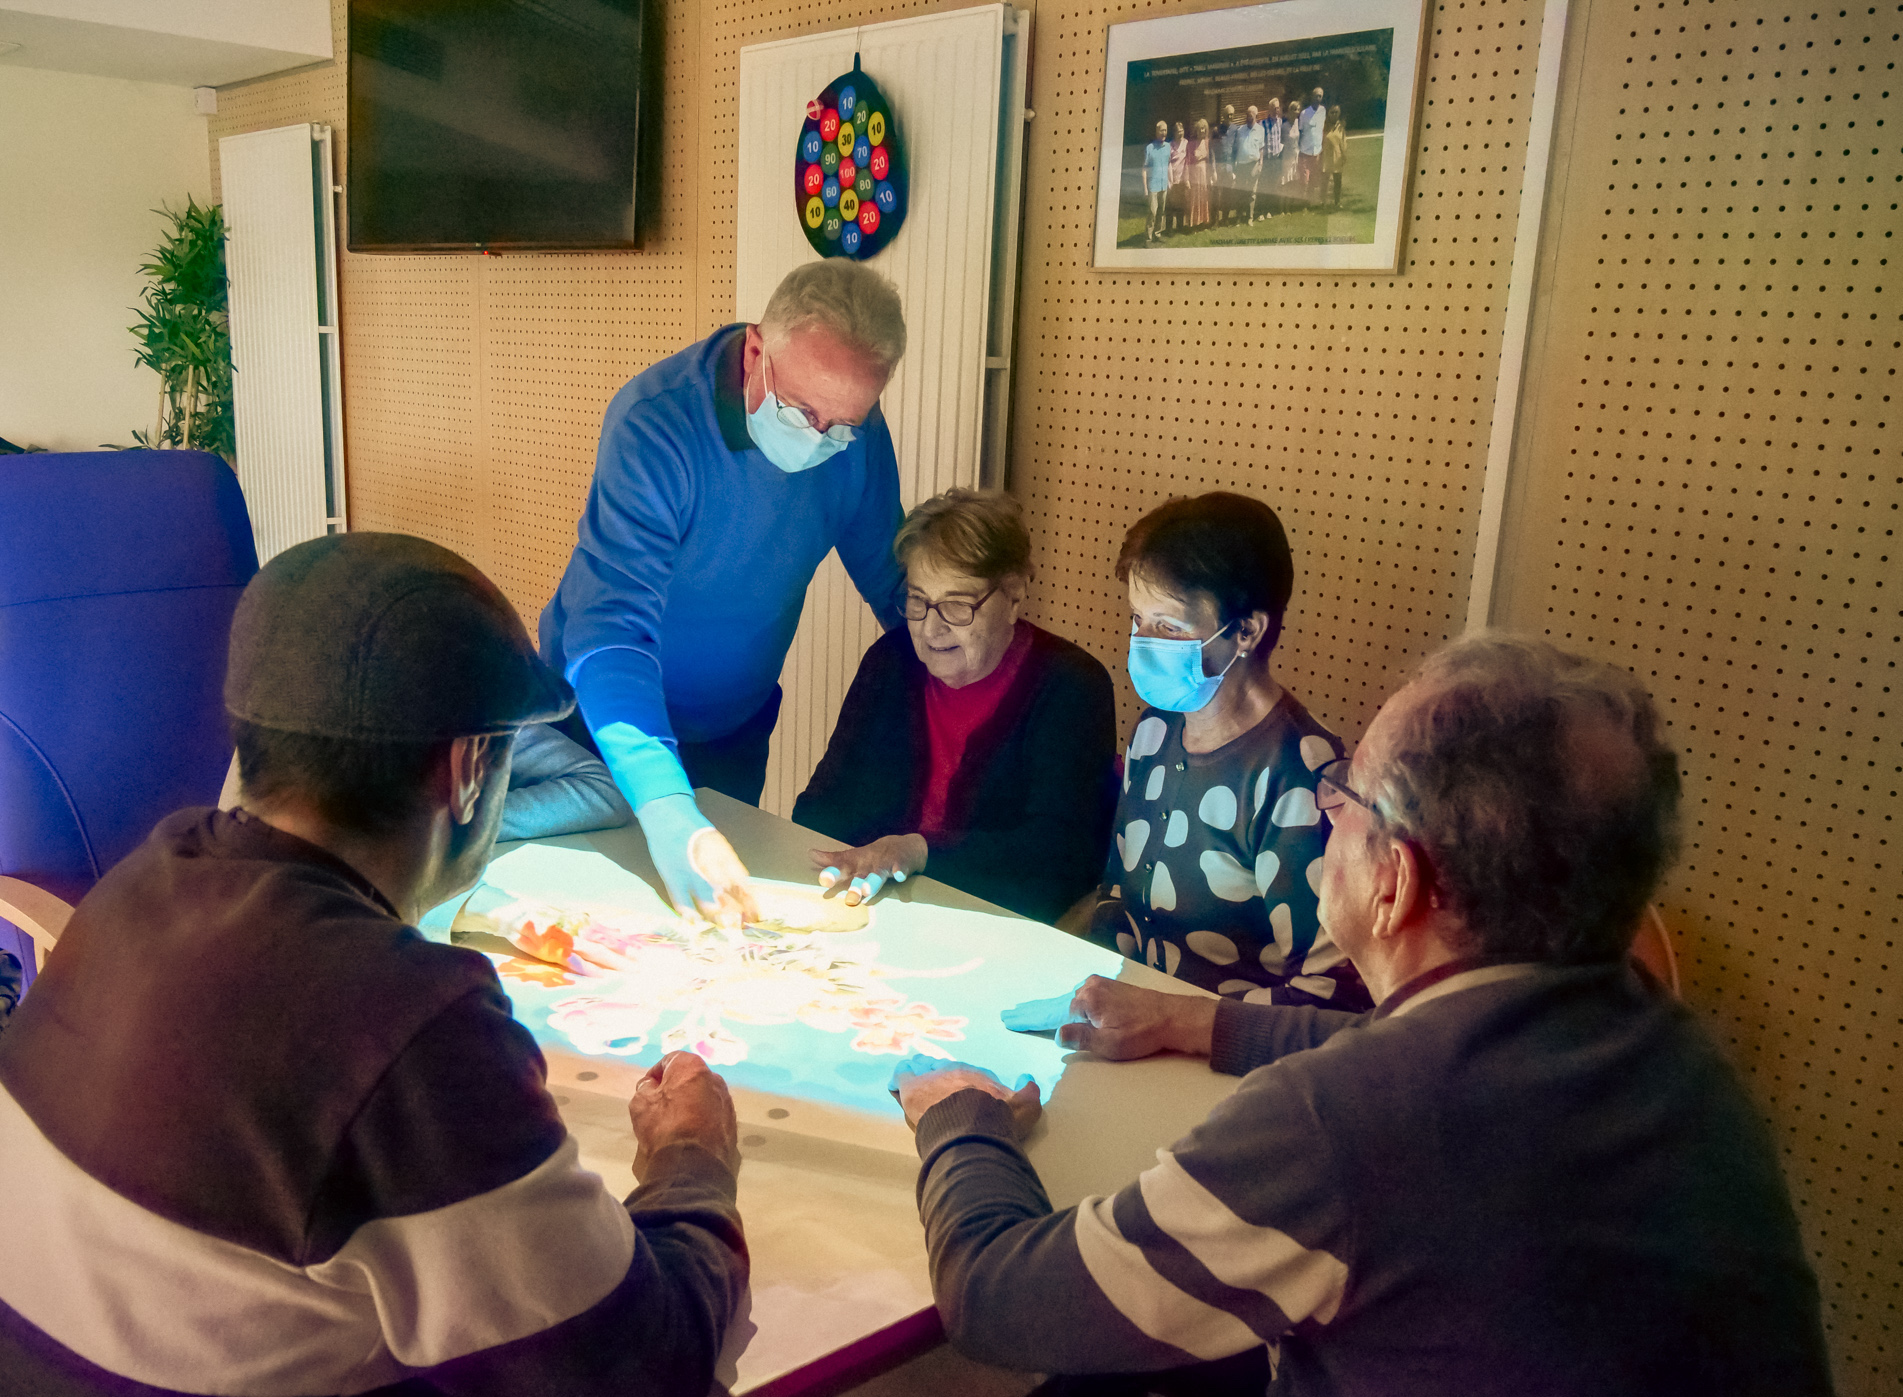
[{"xmin": 425, "ymin": 790, "xmax": 1241, "ymax": 1396}]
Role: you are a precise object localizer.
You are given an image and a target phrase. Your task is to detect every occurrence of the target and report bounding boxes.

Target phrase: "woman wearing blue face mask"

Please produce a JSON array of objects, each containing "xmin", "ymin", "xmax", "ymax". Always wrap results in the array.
[{"xmin": 1084, "ymin": 493, "xmax": 1370, "ymax": 1010}]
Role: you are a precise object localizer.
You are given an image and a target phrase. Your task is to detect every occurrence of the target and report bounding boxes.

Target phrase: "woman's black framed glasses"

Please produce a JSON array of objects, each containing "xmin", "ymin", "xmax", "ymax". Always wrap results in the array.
[{"xmin": 902, "ymin": 587, "xmax": 998, "ymax": 627}]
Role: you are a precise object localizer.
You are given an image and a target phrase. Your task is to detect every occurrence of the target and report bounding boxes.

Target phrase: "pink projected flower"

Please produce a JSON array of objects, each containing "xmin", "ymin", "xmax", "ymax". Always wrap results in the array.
[{"xmin": 848, "ymin": 1001, "xmax": 969, "ymax": 1058}]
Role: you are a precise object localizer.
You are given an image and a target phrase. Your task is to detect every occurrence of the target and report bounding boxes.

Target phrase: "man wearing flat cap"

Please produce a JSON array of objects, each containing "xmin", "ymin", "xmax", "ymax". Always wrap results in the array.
[{"xmin": 0, "ymin": 534, "xmax": 749, "ymax": 1396}]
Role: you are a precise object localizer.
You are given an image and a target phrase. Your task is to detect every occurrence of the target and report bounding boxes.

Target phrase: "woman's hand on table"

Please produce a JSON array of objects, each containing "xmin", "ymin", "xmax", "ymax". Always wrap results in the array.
[
  {"xmin": 1056, "ymin": 975, "xmax": 1218, "ymax": 1062},
  {"xmin": 628, "ymin": 1051, "xmax": 741, "ymax": 1180},
  {"xmin": 810, "ymin": 833, "xmax": 929, "ymax": 906},
  {"xmin": 889, "ymin": 1055, "xmax": 1042, "ymax": 1140}
]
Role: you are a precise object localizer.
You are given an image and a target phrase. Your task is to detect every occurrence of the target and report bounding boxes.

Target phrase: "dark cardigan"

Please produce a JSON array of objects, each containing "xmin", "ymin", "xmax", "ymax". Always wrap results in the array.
[{"xmin": 792, "ymin": 624, "xmax": 1118, "ymax": 924}]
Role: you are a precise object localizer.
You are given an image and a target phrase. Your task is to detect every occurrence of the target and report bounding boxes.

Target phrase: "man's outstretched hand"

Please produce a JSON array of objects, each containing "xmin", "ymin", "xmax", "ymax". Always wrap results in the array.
[
  {"xmin": 1055, "ymin": 975, "xmax": 1219, "ymax": 1061},
  {"xmin": 628, "ymin": 1051, "xmax": 741, "ymax": 1179},
  {"xmin": 889, "ymin": 1056, "xmax": 1042, "ymax": 1140}
]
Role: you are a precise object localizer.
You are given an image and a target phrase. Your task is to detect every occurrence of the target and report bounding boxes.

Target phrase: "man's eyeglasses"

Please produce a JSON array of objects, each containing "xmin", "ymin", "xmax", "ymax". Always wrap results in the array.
[
  {"xmin": 764, "ymin": 351, "xmax": 858, "ymax": 444},
  {"xmin": 1315, "ymin": 757, "xmax": 1377, "ymax": 816},
  {"xmin": 903, "ymin": 587, "xmax": 998, "ymax": 628}
]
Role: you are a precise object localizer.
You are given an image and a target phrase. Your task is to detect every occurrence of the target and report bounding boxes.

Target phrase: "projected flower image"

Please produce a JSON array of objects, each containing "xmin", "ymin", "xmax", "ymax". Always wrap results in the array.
[{"xmin": 476, "ymin": 897, "xmax": 974, "ymax": 1067}]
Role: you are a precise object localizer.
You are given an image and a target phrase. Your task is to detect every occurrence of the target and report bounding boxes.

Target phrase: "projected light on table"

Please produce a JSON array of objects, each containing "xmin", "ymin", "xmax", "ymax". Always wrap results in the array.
[{"xmin": 449, "ymin": 844, "xmax": 1123, "ymax": 1117}]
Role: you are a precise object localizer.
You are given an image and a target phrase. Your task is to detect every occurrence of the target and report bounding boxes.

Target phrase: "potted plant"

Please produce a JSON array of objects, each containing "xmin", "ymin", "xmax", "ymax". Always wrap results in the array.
[{"xmin": 127, "ymin": 198, "xmax": 235, "ymax": 460}]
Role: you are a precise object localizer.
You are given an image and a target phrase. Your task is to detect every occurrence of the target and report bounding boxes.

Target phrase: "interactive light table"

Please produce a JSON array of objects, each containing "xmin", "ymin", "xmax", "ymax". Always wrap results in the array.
[{"xmin": 423, "ymin": 791, "xmax": 1241, "ymax": 1396}]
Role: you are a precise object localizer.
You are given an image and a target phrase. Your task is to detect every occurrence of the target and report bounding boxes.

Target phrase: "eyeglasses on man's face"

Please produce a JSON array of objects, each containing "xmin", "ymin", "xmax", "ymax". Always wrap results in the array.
[
  {"xmin": 1315, "ymin": 756, "xmax": 1377, "ymax": 816},
  {"xmin": 903, "ymin": 586, "xmax": 998, "ymax": 628},
  {"xmin": 763, "ymin": 351, "xmax": 859, "ymax": 444}
]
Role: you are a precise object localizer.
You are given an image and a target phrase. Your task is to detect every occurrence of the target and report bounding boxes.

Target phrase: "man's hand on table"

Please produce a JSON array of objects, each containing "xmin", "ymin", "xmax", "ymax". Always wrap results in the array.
[
  {"xmin": 810, "ymin": 833, "xmax": 928, "ymax": 907},
  {"xmin": 1056, "ymin": 975, "xmax": 1218, "ymax": 1061},
  {"xmin": 628, "ymin": 1051, "xmax": 741, "ymax": 1179},
  {"xmin": 889, "ymin": 1056, "xmax": 1042, "ymax": 1141},
  {"xmin": 637, "ymin": 793, "xmax": 761, "ymax": 927}
]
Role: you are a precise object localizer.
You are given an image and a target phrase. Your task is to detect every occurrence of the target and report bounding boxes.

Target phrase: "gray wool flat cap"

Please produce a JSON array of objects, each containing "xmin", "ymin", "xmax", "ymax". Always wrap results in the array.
[{"xmin": 225, "ymin": 532, "xmax": 574, "ymax": 741}]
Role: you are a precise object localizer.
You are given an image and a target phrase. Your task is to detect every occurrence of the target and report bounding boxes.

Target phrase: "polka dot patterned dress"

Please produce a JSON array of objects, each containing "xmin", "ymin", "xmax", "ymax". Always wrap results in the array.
[{"xmin": 1087, "ymin": 692, "xmax": 1370, "ymax": 1010}]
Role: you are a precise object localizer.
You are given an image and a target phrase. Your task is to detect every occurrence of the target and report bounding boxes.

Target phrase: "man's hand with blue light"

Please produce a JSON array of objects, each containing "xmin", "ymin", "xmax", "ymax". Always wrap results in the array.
[
  {"xmin": 888, "ymin": 1055, "xmax": 1042, "ymax": 1139},
  {"xmin": 809, "ymin": 832, "xmax": 928, "ymax": 907},
  {"xmin": 1002, "ymin": 975, "xmax": 1218, "ymax": 1062}
]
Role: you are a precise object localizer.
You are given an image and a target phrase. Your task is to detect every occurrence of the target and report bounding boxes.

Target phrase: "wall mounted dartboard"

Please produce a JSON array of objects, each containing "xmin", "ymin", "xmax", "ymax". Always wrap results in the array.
[{"xmin": 795, "ymin": 55, "xmax": 906, "ymax": 260}]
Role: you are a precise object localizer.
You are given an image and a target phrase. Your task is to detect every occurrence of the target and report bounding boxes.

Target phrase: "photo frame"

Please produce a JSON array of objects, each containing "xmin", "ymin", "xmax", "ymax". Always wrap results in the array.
[{"xmin": 1093, "ymin": 0, "xmax": 1429, "ymax": 273}]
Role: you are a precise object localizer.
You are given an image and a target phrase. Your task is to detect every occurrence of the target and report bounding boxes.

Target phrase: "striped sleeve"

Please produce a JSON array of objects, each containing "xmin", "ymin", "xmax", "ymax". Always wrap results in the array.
[
  {"xmin": 318, "ymin": 984, "xmax": 746, "ymax": 1394},
  {"xmin": 915, "ymin": 1077, "xmax": 1350, "ymax": 1374}
]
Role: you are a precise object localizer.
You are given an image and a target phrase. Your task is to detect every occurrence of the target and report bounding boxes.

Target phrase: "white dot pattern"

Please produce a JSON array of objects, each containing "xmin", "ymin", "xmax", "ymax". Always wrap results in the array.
[
  {"xmin": 1163, "ymin": 809, "xmax": 1189, "ymax": 848},
  {"xmin": 1307, "ymin": 857, "xmax": 1325, "ymax": 895},
  {"xmin": 1199, "ymin": 850, "xmax": 1258, "ymax": 904},
  {"xmin": 1299, "ymin": 735, "xmax": 1335, "ymax": 772},
  {"xmin": 1143, "ymin": 765, "xmax": 1166, "ymax": 801},
  {"xmin": 1150, "ymin": 861, "xmax": 1176, "ymax": 912},
  {"xmin": 1255, "ymin": 850, "xmax": 1281, "ymax": 898},
  {"xmin": 1187, "ymin": 931, "xmax": 1241, "ymax": 967},
  {"xmin": 1119, "ymin": 819, "xmax": 1150, "ymax": 872},
  {"xmin": 1270, "ymin": 787, "xmax": 1321, "ymax": 829},
  {"xmin": 1197, "ymin": 785, "xmax": 1238, "ymax": 832},
  {"xmin": 1128, "ymin": 716, "xmax": 1167, "ymax": 761}
]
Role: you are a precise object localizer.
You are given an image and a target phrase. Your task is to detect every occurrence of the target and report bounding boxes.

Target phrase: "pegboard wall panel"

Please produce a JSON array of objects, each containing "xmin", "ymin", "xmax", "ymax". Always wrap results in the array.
[
  {"xmin": 1008, "ymin": 0, "xmax": 1546, "ymax": 744},
  {"xmin": 209, "ymin": 0, "xmax": 705, "ymax": 622},
  {"xmin": 1490, "ymin": 2, "xmax": 1899, "ymax": 1391}
]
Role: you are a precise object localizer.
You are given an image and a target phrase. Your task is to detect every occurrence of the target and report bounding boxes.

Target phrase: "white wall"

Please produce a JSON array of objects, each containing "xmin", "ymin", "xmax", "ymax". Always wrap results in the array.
[{"xmin": 0, "ymin": 65, "xmax": 211, "ymax": 451}]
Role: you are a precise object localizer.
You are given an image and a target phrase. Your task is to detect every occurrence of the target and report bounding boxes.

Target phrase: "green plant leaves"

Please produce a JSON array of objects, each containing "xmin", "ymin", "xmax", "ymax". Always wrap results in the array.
[{"xmin": 130, "ymin": 197, "xmax": 235, "ymax": 460}]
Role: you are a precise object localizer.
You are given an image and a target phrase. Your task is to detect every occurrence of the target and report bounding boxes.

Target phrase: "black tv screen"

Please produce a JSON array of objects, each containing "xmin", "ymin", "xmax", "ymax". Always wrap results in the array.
[{"xmin": 348, "ymin": 0, "xmax": 647, "ymax": 251}]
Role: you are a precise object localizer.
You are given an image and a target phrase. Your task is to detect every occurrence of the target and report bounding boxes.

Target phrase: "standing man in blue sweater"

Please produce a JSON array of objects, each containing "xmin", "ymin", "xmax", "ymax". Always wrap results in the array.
[{"xmin": 542, "ymin": 261, "xmax": 908, "ymax": 925}]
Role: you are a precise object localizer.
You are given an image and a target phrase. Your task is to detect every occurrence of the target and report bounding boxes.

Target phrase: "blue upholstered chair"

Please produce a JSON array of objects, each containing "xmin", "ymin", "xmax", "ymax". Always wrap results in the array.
[{"xmin": 0, "ymin": 450, "xmax": 257, "ymax": 987}]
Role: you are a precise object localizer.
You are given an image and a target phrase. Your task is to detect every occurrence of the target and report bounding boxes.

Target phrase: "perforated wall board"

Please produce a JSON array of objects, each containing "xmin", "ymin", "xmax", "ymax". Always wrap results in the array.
[{"xmin": 1488, "ymin": 2, "xmax": 1898, "ymax": 1390}]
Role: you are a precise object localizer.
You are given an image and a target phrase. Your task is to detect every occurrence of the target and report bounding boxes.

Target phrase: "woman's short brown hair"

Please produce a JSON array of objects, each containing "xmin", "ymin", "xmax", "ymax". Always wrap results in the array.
[{"xmin": 893, "ymin": 488, "xmax": 1031, "ymax": 582}]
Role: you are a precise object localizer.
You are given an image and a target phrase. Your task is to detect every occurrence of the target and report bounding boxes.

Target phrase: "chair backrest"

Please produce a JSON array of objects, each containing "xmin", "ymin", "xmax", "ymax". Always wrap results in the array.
[{"xmin": 0, "ymin": 450, "xmax": 257, "ymax": 912}]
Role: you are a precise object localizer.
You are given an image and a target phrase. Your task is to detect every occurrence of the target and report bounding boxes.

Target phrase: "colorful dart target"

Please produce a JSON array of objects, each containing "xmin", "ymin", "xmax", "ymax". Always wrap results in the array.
[{"xmin": 792, "ymin": 56, "xmax": 906, "ymax": 260}]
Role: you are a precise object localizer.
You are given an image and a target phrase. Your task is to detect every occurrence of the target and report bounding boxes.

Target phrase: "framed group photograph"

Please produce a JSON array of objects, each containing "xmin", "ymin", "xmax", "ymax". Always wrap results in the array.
[{"xmin": 1092, "ymin": 0, "xmax": 1429, "ymax": 273}]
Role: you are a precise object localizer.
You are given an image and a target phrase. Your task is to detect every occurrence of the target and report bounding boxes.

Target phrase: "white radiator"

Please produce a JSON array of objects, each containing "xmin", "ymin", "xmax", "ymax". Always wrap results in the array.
[
  {"xmin": 219, "ymin": 123, "xmax": 346, "ymax": 565},
  {"xmin": 738, "ymin": 5, "xmax": 1030, "ymax": 816}
]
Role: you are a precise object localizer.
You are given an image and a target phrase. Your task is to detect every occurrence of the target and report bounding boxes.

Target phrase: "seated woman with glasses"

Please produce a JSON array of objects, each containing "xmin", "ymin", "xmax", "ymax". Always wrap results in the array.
[
  {"xmin": 1086, "ymin": 492, "xmax": 1370, "ymax": 1010},
  {"xmin": 791, "ymin": 488, "xmax": 1118, "ymax": 922}
]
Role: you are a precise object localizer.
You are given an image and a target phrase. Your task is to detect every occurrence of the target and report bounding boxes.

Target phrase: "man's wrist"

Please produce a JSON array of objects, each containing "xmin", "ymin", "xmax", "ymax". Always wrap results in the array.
[{"xmin": 1166, "ymin": 997, "xmax": 1219, "ymax": 1058}]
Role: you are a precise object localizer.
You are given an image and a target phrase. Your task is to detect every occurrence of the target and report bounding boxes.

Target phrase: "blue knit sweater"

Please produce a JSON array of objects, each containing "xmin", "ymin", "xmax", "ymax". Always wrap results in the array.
[{"xmin": 540, "ymin": 325, "xmax": 905, "ymax": 808}]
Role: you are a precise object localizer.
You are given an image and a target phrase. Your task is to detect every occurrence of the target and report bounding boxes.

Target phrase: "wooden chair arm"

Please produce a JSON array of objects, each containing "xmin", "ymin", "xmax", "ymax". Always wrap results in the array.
[{"xmin": 0, "ymin": 876, "xmax": 74, "ymax": 971}]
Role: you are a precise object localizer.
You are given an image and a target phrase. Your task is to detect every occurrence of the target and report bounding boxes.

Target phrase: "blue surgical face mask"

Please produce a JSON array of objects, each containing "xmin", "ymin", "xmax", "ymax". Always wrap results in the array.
[
  {"xmin": 1127, "ymin": 622, "xmax": 1237, "ymax": 713},
  {"xmin": 747, "ymin": 390, "xmax": 851, "ymax": 473},
  {"xmin": 746, "ymin": 352, "xmax": 856, "ymax": 473}
]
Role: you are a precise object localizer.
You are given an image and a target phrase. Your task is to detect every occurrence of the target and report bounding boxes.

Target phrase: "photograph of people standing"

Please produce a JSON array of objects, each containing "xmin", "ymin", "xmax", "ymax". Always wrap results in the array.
[{"xmin": 1107, "ymin": 20, "xmax": 1400, "ymax": 255}]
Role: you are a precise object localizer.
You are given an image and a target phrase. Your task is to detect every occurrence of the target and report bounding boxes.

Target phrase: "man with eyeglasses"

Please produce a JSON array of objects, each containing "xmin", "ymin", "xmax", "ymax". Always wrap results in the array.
[
  {"xmin": 889, "ymin": 634, "xmax": 1831, "ymax": 1395},
  {"xmin": 542, "ymin": 261, "xmax": 908, "ymax": 925}
]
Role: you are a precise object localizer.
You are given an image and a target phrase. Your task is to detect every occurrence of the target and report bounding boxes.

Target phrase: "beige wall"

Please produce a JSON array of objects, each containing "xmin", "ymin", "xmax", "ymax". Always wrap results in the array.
[
  {"xmin": 1490, "ymin": 3, "xmax": 1899, "ymax": 1389},
  {"xmin": 207, "ymin": 1, "xmax": 1898, "ymax": 1390},
  {"xmin": 0, "ymin": 64, "xmax": 211, "ymax": 452}
]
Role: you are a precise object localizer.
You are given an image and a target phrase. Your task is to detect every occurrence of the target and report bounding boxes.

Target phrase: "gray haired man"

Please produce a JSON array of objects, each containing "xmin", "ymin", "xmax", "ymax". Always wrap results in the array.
[
  {"xmin": 542, "ymin": 260, "xmax": 909, "ymax": 925},
  {"xmin": 893, "ymin": 634, "xmax": 1833, "ymax": 1395}
]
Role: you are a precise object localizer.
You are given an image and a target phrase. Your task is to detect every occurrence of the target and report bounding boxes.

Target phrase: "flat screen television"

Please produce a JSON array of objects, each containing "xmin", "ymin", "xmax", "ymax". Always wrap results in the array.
[{"xmin": 347, "ymin": 0, "xmax": 650, "ymax": 252}]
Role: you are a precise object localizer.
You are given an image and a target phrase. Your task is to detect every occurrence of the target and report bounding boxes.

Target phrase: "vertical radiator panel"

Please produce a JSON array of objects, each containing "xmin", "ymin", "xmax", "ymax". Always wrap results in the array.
[
  {"xmin": 220, "ymin": 123, "xmax": 343, "ymax": 564},
  {"xmin": 737, "ymin": 7, "xmax": 1013, "ymax": 817}
]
